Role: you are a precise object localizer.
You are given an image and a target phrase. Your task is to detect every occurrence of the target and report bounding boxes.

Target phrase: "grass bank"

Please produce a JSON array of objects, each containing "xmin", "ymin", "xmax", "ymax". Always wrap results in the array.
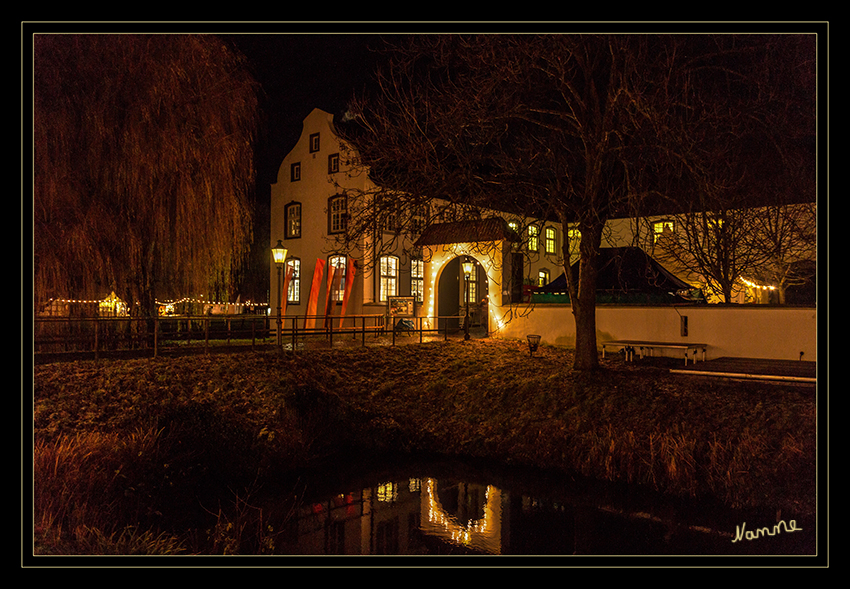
[{"xmin": 31, "ymin": 339, "xmax": 816, "ymax": 555}]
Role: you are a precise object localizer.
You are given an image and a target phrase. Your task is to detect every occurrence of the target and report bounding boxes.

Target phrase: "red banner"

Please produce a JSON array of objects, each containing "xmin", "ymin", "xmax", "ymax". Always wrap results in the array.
[
  {"xmin": 324, "ymin": 265, "xmax": 342, "ymax": 329},
  {"xmin": 305, "ymin": 259, "xmax": 326, "ymax": 329}
]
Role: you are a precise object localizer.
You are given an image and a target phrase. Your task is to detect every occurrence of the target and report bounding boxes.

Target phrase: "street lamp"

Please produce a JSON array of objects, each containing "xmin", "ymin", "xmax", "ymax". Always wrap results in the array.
[
  {"xmin": 462, "ymin": 258, "xmax": 474, "ymax": 341},
  {"xmin": 272, "ymin": 240, "xmax": 288, "ymax": 349}
]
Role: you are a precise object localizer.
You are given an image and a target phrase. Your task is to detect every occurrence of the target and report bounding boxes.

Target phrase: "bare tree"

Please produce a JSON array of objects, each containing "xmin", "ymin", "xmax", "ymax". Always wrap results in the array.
[
  {"xmin": 339, "ymin": 35, "xmax": 688, "ymax": 370},
  {"xmin": 650, "ymin": 35, "xmax": 817, "ymax": 304},
  {"xmin": 337, "ymin": 34, "xmax": 814, "ymax": 369},
  {"xmin": 33, "ymin": 34, "xmax": 261, "ymax": 318},
  {"xmin": 746, "ymin": 201, "xmax": 817, "ymax": 304}
]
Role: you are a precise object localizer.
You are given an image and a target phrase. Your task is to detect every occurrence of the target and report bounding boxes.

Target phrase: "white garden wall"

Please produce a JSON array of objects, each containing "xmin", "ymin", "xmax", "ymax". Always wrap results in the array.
[{"xmin": 492, "ymin": 304, "xmax": 817, "ymax": 362}]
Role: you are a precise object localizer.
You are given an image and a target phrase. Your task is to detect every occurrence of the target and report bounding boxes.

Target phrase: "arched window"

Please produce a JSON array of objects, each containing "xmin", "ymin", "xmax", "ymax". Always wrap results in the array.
[
  {"xmin": 286, "ymin": 257, "xmax": 301, "ymax": 304},
  {"xmin": 328, "ymin": 255, "xmax": 347, "ymax": 302}
]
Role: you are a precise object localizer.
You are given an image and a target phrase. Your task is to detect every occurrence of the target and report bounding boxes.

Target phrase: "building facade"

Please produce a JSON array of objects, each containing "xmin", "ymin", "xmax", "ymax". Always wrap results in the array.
[
  {"xmin": 270, "ymin": 109, "xmax": 579, "ymax": 334},
  {"xmin": 269, "ymin": 108, "xmax": 815, "ymax": 337}
]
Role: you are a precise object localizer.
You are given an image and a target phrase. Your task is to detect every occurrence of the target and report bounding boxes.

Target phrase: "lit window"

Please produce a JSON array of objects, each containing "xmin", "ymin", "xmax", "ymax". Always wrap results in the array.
[
  {"xmin": 286, "ymin": 258, "xmax": 301, "ymax": 304},
  {"xmin": 328, "ymin": 195, "xmax": 347, "ymax": 234},
  {"xmin": 285, "ymin": 202, "xmax": 301, "ymax": 239},
  {"xmin": 377, "ymin": 481, "xmax": 398, "ymax": 503},
  {"xmin": 380, "ymin": 255, "xmax": 398, "ymax": 302},
  {"xmin": 290, "ymin": 162, "xmax": 301, "ymax": 182},
  {"xmin": 328, "ymin": 255, "xmax": 347, "ymax": 302},
  {"xmin": 544, "ymin": 227, "xmax": 557, "ymax": 254},
  {"xmin": 528, "ymin": 225, "xmax": 539, "ymax": 252},
  {"xmin": 653, "ymin": 220, "xmax": 675, "ymax": 242},
  {"xmin": 411, "ymin": 258, "xmax": 424, "ymax": 303},
  {"xmin": 538, "ymin": 269, "xmax": 550, "ymax": 287},
  {"xmin": 568, "ymin": 227, "xmax": 581, "ymax": 252}
]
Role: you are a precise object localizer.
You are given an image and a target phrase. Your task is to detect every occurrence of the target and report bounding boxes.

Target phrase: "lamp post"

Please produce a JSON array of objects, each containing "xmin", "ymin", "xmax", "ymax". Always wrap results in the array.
[
  {"xmin": 272, "ymin": 240, "xmax": 288, "ymax": 349},
  {"xmin": 462, "ymin": 258, "xmax": 474, "ymax": 341}
]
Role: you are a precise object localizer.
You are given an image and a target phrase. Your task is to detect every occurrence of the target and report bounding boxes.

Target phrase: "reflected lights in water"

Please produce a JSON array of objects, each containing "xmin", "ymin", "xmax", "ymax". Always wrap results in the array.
[{"xmin": 422, "ymin": 478, "xmax": 503, "ymax": 554}]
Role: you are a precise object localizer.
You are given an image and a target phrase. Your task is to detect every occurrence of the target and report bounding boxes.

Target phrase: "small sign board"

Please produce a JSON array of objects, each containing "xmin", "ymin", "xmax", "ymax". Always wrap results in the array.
[{"xmin": 388, "ymin": 296, "xmax": 416, "ymax": 318}]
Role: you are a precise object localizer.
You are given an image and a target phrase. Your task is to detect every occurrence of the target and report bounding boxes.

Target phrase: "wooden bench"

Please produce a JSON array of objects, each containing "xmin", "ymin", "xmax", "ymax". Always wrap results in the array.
[{"xmin": 602, "ymin": 340, "xmax": 708, "ymax": 365}]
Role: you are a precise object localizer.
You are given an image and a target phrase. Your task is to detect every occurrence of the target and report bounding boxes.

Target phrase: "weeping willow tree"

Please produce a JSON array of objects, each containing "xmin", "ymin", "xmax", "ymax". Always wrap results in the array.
[{"xmin": 33, "ymin": 34, "xmax": 260, "ymax": 318}]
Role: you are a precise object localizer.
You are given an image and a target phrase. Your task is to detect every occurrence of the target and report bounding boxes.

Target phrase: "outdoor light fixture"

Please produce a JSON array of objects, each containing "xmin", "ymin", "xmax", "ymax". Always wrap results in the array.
[
  {"xmin": 527, "ymin": 334, "xmax": 541, "ymax": 357},
  {"xmin": 272, "ymin": 240, "xmax": 288, "ymax": 349},
  {"xmin": 462, "ymin": 260, "xmax": 474, "ymax": 278},
  {"xmin": 462, "ymin": 259, "xmax": 474, "ymax": 341},
  {"xmin": 272, "ymin": 240, "xmax": 288, "ymax": 266}
]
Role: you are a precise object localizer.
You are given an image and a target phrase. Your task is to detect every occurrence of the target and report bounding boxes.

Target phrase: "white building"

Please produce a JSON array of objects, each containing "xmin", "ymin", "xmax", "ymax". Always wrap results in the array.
[
  {"xmin": 269, "ymin": 108, "xmax": 816, "ymax": 348},
  {"xmin": 269, "ymin": 108, "xmax": 575, "ymax": 334}
]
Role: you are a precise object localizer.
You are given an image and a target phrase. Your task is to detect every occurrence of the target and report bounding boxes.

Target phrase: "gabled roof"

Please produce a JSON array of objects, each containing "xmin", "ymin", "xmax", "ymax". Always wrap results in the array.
[
  {"xmin": 414, "ymin": 218, "xmax": 519, "ymax": 247},
  {"xmin": 538, "ymin": 247, "xmax": 694, "ymax": 294}
]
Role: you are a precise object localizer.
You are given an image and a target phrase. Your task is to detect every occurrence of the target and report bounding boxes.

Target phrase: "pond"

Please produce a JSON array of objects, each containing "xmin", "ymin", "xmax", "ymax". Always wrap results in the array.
[{"xmin": 267, "ymin": 455, "xmax": 815, "ymax": 559}]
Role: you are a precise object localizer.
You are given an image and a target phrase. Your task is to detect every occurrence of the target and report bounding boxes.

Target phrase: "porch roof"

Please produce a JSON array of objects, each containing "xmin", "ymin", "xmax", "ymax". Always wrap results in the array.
[{"xmin": 413, "ymin": 218, "xmax": 518, "ymax": 247}]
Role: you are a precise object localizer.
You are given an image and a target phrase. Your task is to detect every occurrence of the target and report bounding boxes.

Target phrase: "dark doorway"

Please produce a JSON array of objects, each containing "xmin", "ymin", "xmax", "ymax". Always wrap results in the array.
[{"xmin": 437, "ymin": 256, "xmax": 488, "ymax": 334}]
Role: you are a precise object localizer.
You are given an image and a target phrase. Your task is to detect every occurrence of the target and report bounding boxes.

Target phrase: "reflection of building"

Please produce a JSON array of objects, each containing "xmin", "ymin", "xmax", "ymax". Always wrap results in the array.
[
  {"xmin": 421, "ymin": 479, "xmax": 504, "ymax": 554},
  {"xmin": 279, "ymin": 470, "xmax": 779, "ymax": 555},
  {"xmin": 284, "ymin": 477, "xmax": 506, "ymax": 555}
]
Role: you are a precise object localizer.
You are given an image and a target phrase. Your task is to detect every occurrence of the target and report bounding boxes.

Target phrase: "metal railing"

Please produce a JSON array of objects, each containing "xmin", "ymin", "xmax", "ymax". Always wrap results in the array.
[{"xmin": 32, "ymin": 312, "xmax": 485, "ymax": 361}]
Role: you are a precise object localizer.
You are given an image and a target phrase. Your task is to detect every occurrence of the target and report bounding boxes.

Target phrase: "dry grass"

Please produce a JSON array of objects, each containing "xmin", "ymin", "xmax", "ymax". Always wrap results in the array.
[{"xmin": 30, "ymin": 339, "xmax": 817, "ymax": 554}]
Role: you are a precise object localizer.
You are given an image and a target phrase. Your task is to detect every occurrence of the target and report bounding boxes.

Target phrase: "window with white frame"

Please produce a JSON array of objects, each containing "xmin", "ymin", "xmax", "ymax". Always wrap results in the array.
[
  {"xmin": 328, "ymin": 255, "xmax": 347, "ymax": 302},
  {"xmin": 528, "ymin": 225, "xmax": 539, "ymax": 252},
  {"xmin": 411, "ymin": 258, "xmax": 424, "ymax": 303},
  {"xmin": 328, "ymin": 195, "xmax": 347, "ymax": 234},
  {"xmin": 379, "ymin": 255, "xmax": 398, "ymax": 302},
  {"xmin": 544, "ymin": 226, "xmax": 557, "ymax": 254},
  {"xmin": 285, "ymin": 202, "xmax": 301, "ymax": 239},
  {"xmin": 286, "ymin": 258, "xmax": 301, "ymax": 304},
  {"xmin": 538, "ymin": 268, "xmax": 550, "ymax": 287},
  {"xmin": 653, "ymin": 220, "xmax": 675, "ymax": 242}
]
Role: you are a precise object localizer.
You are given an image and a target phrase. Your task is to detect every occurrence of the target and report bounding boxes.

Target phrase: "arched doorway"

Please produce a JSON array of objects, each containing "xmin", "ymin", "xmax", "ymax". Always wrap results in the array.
[{"xmin": 436, "ymin": 256, "xmax": 489, "ymax": 335}]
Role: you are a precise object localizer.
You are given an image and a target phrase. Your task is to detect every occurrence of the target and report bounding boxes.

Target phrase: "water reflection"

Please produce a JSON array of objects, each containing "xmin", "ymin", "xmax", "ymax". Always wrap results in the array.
[{"xmin": 274, "ymin": 459, "xmax": 814, "ymax": 557}]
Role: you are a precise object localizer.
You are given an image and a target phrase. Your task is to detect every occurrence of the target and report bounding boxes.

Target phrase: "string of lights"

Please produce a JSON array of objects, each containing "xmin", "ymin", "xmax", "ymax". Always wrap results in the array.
[
  {"xmin": 741, "ymin": 278, "xmax": 777, "ymax": 291},
  {"xmin": 45, "ymin": 296, "xmax": 268, "ymax": 308}
]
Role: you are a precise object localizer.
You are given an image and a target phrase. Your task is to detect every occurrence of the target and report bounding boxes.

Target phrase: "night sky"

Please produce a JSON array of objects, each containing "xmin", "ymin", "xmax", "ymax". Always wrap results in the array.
[
  {"xmin": 224, "ymin": 33, "xmax": 386, "ymax": 300},
  {"xmin": 227, "ymin": 33, "xmax": 384, "ymax": 189}
]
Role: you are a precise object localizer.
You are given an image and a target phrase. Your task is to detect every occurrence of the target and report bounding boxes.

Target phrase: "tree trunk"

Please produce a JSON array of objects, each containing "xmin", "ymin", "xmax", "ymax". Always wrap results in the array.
[{"xmin": 573, "ymin": 222, "xmax": 604, "ymax": 371}]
